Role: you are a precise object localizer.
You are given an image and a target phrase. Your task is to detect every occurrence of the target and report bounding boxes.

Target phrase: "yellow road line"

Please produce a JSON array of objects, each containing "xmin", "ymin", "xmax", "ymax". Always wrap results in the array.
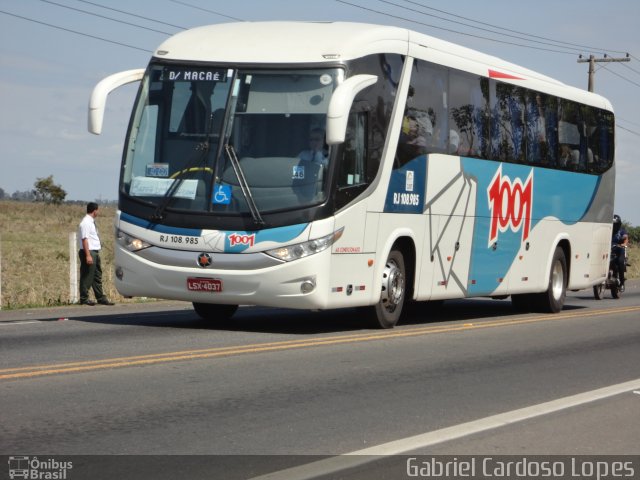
[{"xmin": 2, "ymin": 305, "xmax": 639, "ymax": 381}]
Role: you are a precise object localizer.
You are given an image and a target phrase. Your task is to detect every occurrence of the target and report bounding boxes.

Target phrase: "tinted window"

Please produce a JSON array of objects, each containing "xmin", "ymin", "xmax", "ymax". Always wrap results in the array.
[
  {"xmin": 449, "ymin": 71, "xmax": 489, "ymax": 158},
  {"xmin": 396, "ymin": 60, "xmax": 449, "ymax": 167},
  {"xmin": 491, "ymin": 81, "xmax": 525, "ymax": 163},
  {"xmin": 525, "ymin": 91, "xmax": 557, "ymax": 167}
]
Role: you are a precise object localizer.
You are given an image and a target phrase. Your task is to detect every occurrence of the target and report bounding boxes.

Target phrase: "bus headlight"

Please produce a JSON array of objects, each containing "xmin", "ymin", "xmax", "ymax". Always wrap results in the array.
[
  {"xmin": 116, "ymin": 229, "xmax": 151, "ymax": 252},
  {"xmin": 266, "ymin": 228, "xmax": 344, "ymax": 262}
]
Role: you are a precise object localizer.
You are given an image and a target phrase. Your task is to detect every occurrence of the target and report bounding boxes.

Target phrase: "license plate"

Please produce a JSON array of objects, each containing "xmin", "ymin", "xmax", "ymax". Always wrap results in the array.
[{"xmin": 187, "ymin": 277, "xmax": 222, "ymax": 292}]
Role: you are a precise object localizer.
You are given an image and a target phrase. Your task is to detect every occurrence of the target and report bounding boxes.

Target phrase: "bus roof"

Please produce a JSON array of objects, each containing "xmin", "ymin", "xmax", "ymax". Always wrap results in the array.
[{"xmin": 154, "ymin": 21, "xmax": 612, "ymax": 111}]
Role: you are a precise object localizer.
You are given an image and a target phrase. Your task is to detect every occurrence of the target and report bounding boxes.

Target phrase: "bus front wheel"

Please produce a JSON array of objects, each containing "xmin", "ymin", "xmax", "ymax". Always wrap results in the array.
[
  {"xmin": 367, "ymin": 249, "xmax": 406, "ymax": 329},
  {"xmin": 193, "ymin": 302, "xmax": 238, "ymax": 321}
]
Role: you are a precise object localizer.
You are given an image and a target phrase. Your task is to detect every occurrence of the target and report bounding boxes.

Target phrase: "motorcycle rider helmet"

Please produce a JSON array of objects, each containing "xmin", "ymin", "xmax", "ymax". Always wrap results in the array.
[{"xmin": 613, "ymin": 214, "xmax": 622, "ymax": 234}]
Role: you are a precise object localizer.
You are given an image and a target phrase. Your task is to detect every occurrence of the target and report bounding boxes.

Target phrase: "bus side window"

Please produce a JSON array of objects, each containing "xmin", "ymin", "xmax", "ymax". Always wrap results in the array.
[
  {"xmin": 593, "ymin": 110, "xmax": 615, "ymax": 172},
  {"xmin": 450, "ymin": 70, "xmax": 489, "ymax": 159},
  {"xmin": 558, "ymin": 99, "xmax": 583, "ymax": 171},
  {"xmin": 490, "ymin": 81, "xmax": 525, "ymax": 162},
  {"xmin": 396, "ymin": 60, "xmax": 449, "ymax": 162},
  {"xmin": 338, "ymin": 112, "xmax": 368, "ymax": 188},
  {"xmin": 525, "ymin": 91, "xmax": 556, "ymax": 166}
]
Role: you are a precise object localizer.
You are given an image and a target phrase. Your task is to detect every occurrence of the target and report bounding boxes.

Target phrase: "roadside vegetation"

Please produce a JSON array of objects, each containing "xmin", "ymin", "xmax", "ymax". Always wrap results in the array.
[
  {"xmin": 0, "ymin": 199, "xmax": 638, "ymax": 309},
  {"xmin": 0, "ymin": 201, "xmax": 129, "ymax": 309}
]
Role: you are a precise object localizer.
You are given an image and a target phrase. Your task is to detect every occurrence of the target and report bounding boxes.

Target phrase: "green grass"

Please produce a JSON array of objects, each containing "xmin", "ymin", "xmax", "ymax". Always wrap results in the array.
[{"xmin": 0, "ymin": 199, "xmax": 638, "ymax": 309}]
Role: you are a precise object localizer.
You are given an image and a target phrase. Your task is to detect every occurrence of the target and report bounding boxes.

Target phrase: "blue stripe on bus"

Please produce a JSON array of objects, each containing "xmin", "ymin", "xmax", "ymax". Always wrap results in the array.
[
  {"xmin": 461, "ymin": 158, "xmax": 600, "ymax": 295},
  {"xmin": 120, "ymin": 212, "xmax": 204, "ymax": 236},
  {"xmin": 224, "ymin": 223, "xmax": 309, "ymax": 253},
  {"xmin": 120, "ymin": 212, "xmax": 309, "ymax": 252},
  {"xmin": 383, "ymin": 154, "xmax": 603, "ymax": 296}
]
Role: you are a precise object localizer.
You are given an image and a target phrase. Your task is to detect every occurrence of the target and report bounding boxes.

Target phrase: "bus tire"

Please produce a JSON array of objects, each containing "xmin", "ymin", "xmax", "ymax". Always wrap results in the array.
[
  {"xmin": 193, "ymin": 302, "xmax": 238, "ymax": 321},
  {"xmin": 368, "ymin": 248, "xmax": 406, "ymax": 329},
  {"xmin": 532, "ymin": 247, "xmax": 567, "ymax": 313},
  {"xmin": 593, "ymin": 283, "xmax": 605, "ymax": 300}
]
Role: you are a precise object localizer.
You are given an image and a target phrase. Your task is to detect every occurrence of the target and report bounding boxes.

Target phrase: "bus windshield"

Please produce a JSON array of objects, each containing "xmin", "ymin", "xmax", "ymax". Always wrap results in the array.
[{"xmin": 122, "ymin": 64, "xmax": 342, "ymax": 217}]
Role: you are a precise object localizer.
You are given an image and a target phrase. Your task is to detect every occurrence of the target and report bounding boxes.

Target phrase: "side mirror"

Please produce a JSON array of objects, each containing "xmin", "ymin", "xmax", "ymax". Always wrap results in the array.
[
  {"xmin": 326, "ymin": 74, "xmax": 377, "ymax": 145},
  {"xmin": 88, "ymin": 69, "xmax": 145, "ymax": 135}
]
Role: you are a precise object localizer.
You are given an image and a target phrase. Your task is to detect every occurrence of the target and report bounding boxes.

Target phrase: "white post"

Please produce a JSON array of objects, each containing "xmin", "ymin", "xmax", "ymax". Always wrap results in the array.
[
  {"xmin": 0, "ymin": 233, "xmax": 3, "ymax": 310},
  {"xmin": 69, "ymin": 231, "xmax": 78, "ymax": 304}
]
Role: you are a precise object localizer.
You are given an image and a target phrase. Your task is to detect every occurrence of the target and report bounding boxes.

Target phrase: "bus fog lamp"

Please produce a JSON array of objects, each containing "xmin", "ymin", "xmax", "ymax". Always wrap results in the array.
[
  {"xmin": 300, "ymin": 279, "xmax": 316, "ymax": 294},
  {"xmin": 115, "ymin": 266, "xmax": 124, "ymax": 280}
]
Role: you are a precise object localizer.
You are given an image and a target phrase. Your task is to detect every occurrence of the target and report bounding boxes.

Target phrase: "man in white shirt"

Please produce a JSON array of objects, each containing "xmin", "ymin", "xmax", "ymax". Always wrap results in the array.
[{"xmin": 78, "ymin": 202, "xmax": 114, "ymax": 305}]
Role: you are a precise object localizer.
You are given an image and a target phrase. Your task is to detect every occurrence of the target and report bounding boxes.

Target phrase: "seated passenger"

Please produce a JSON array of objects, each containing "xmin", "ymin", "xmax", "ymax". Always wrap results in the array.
[
  {"xmin": 398, "ymin": 113, "xmax": 432, "ymax": 161},
  {"xmin": 299, "ymin": 128, "xmax": 328, "ymax": 167},
  {"xmin": 559, "ymin": 144, "xmax": 579, "ymax": 168}
]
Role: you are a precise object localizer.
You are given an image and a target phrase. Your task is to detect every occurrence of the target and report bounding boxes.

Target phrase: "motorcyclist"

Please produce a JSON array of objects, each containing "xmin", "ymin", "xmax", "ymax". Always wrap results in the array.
[{"xmin": 612, "ymin": 214, "xmax": 629, "ymax": 289}]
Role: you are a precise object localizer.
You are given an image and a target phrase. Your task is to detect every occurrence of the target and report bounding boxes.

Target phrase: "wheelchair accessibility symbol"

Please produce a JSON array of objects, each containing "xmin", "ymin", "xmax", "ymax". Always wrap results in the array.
[{"xmin": 212, "ymin": 184, "xmax": 231, "ymax": 205}]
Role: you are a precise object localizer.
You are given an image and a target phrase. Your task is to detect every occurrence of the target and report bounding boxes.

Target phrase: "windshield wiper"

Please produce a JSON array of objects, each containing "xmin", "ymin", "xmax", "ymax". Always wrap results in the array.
[{"xmin": 224, "ymin": 144, "xmax": 265, "ymax": 227}]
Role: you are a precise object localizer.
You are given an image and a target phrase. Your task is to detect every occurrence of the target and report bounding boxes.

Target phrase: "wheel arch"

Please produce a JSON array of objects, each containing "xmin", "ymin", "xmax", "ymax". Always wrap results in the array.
[
  {"xmin": 393, "ymin": 236, "xmax": 417, "ymax": 301},
  {"xmin": 557, "ymin": 238, "xmax": 571, "ymax": 286},
  {"xmin": 541, "ymin": 234, "xmax": 571, "ymax": 290}
]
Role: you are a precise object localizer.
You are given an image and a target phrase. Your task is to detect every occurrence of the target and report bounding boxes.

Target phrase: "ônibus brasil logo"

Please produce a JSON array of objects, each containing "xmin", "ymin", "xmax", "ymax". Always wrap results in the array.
[{"xmin": 487, "ymin": 166, "xmax": 533, "ymax": 247}]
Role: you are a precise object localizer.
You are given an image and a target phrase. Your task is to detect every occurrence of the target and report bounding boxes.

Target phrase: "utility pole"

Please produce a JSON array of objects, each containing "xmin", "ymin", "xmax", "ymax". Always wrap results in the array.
[{"xmin": 577, "ymin": 54, "xmax": 630, "ymax": 92}]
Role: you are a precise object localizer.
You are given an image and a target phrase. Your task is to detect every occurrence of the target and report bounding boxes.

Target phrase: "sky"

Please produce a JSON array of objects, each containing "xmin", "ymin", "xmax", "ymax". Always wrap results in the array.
[{"xmin": 1, "ymin": 0, "xmax": 639, "ymax": 225}]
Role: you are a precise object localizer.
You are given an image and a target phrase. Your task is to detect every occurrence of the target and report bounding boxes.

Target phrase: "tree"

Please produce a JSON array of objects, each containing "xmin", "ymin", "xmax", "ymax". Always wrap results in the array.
[
  {"xmin": 0, "ymin": 187, "xmax": 5, "ymax": 199},
  {"xmin": 33, "ymin": 175, "xmax": 67, "ymax": 205},
  {"xmin": 12, "ymin": 190, "xmax": 35, "ymax": 201}
]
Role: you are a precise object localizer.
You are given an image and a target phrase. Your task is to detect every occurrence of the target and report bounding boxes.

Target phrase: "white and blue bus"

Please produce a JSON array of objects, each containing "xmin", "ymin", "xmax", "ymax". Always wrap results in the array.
[{"xmin": 89, "ymin": 22, "xmax": 615, "ymax": 328}]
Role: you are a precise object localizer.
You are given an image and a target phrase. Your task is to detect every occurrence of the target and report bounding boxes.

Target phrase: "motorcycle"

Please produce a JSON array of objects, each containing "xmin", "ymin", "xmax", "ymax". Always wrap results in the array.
[{"xmin": 593, "ymin": 244, "xmax": 627, "ymax": 299}]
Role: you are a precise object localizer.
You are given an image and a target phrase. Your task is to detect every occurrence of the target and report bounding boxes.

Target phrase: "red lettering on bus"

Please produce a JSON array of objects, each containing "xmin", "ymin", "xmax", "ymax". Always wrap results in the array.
[
  {"xmin": 228, "ymin": 233, "xmax": 256, "ymax": 247},
  {"xmin": 487, "ymin": 166, "xmax": 533, "ymax": 247}
]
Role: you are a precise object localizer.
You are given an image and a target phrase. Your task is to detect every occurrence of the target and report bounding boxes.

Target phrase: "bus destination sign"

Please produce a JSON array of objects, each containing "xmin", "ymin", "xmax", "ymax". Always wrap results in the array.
[{"xmin": 164, "ymin": 68, "xmax": 230, "ymax": 82}]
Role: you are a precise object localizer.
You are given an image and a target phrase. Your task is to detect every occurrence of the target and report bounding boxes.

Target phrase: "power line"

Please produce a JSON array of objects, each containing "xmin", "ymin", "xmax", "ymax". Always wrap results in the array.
[
  {"xmin": 376, "ymin": 0, "xmax": 603, "ymax": 55},
  {"xmin": 394, "ymin": 0, "xmax": 629, "ymax": 56},
  {"xmin": 619, "ymin": 61, "xmax": 640, "ymax": 78},
  {"xmin": 616, "ymin": 124, "xmax": 640, "ymax": 138},
  {"xmin": 617, "ymin": 116, "xmax": 640, "ymax": 129},
  {"xmin": 335, "ymin": 0, "xmax": 580, "ymax": 55},
  {"xmin": 39, "ymin": 0, "xmax": 175, "ymax": 36},
  {"xmin": 169, "ymin": 0, "xmax": 244, "ymax": 22},
  {"xmin": 600, "ymin": 64, "xmax": 640, "ymax": 89},
  {"xmin": 0, "ymin": 9, "xmax": 150, "ymax": 52},
  {"xmin": 72, "ymin": 0, "xmax": 187, "ymax": 30},
  {"xmin": 340, "ymin": 0, "xmax": 640, "ymax": 97}
]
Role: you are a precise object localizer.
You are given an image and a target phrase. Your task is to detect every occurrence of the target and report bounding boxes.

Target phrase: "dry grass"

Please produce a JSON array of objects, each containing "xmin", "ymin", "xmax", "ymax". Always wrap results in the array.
[
  {"xmin": 0, "ymin": 201, "xmax": 130, "ymax": 309},
  {"xmin": 626, "ymin": 245, "xmax": 640, "ymax": 280},
  {"xmin": 0, "ymin": 199, "xmax": 638, "ymax": 309}
]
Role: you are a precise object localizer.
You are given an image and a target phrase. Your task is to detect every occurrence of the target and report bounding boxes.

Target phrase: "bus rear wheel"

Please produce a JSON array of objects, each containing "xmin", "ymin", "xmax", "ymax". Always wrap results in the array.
[
  {"xmin": 593, "ymin": 282, "xmax": 605, "ymax": 300},
  {"xmin": 193, "ymin": 302, "xmax": 238, "ymax": 321},
  {"xmin": 532, "ymin": 247, "xmax": 567, "ymax": 313},
  {"xmin": 367, "ymin": 249, "xmax": 406, "ymax": 329}
]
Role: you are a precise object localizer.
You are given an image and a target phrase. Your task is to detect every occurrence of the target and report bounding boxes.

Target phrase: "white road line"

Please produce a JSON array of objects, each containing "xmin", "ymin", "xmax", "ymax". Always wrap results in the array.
[
  {"xmin": 0, "ymin": 321, "xmax": 40, "ymax": 326},
  {"xmin": 252, "ymin": 378, "xmax": 640, "ymax": 480}
]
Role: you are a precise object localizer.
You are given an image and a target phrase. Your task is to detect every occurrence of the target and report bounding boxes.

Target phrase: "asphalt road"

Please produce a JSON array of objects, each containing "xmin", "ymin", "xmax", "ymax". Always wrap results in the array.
[{"xmin": 1, "ymin": 283, "xmax": 639, "ymax": 479}]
